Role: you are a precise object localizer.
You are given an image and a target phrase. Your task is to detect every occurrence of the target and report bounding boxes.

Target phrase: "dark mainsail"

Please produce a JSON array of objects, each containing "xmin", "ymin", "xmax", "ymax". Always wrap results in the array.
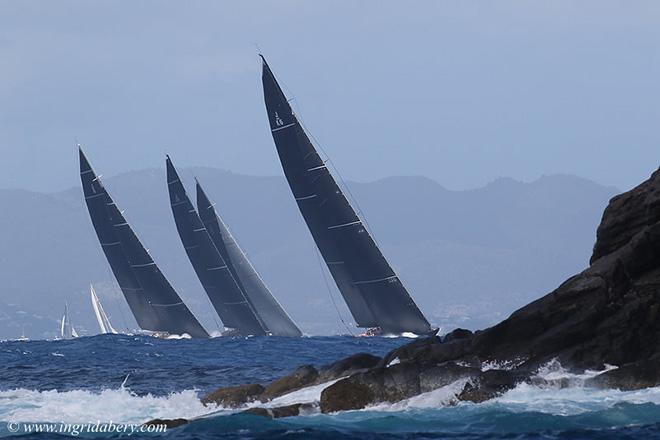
[
  {"xmin": 80, "ymin": 149, "xmax": 209, "ymax": 338},
  {"xmin": 166, "ymin": 158, "xmax": 266, "ymax": 336},
  {"xmin": 260, "ymin": 56, "xmax": 433, "ymax": 335},
  {"xmin": 196, "ymin": 181, "xmax": 303, "ymax": 337}
]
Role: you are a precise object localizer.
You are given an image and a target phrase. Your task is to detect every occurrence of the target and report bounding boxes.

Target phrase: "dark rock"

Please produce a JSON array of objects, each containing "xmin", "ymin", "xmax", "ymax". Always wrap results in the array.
[
  {"xmin": 457, "ymin": 369, "xmax": 529, "ymax": 403},
  {"xmin": 591, "ymin": 167, "xmax": 660, "ymax": 263},
  {"xmin": 201, "ymin": 169, "xmax": 660, "ymax": 413},
  {"xmin": 586, "ymin": 359, "xmax": 660, "ymax": 390},
  {"xmin": 242, "ymin": 403, "xmax": 316, "ymax": 419},
  {"xmin": 318, "ymin": 353, "xmax": 381, "ymax": 382},
  {"xmin": 261, "ymin": 365, "xmax": 319, "ymax": 400},
  {"xmin": 443, "ymin": 328, "xmax": 474, "ymax": 342},
  {"xmin": 143, "ymin": 418, "xmax": 188, "ymax": 429},
  {"xmin": 320, "ymin": 362, "xmax": 479, "ymax": 413},
  {"xmin": 200, "ymin": 383, "xmax": 265, "ymax": 408}
]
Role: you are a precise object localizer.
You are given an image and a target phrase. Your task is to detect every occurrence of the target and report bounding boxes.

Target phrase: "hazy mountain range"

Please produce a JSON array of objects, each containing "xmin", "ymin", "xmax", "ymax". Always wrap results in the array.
[{"xmin": 0, "ymin": 167, "xmax": 617, "ymax": 339}]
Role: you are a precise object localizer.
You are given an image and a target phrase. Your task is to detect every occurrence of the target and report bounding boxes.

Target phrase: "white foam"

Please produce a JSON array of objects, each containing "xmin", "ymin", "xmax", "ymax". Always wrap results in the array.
[
  {"xmin": 0, "ymin": 387, "xmax": 214, "ymax": 424},
  {"xmin": 266, "ymin": 379, "xmax": 342, "ymax": 408},
  {"xmin": 387, "ymin": 357, "xmax": 401, "ymax": 367},
  {"xmin": 481, "ymin": 359, "xmax": 659, "ymax": 416},
  {"xmin": 165, "ymin": 333, "xmax": 191, "ymax": 340}
]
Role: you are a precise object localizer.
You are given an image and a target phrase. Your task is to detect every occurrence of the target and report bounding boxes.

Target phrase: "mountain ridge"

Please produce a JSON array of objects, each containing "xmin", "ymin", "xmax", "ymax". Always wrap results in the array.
[{"xmin": 0, "ymin": 168, "xmax": 616, "ymax": 338}]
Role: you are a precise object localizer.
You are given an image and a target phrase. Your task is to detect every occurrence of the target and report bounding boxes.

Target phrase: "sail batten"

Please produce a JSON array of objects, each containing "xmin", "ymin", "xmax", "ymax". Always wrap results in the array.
[
  {"xmin": 79, "ymin": 149, "xmax": 209, "ymax": 338},
  {"xmin": 260, "ymin": 57, "xmax": 432, "ymax": 335}
]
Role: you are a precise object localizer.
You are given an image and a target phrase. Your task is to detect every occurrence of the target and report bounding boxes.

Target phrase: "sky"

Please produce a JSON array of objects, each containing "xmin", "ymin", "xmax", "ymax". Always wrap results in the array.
[{"xmin": 0, "ymin": 1, "xmax": 658, "ymax": 193}]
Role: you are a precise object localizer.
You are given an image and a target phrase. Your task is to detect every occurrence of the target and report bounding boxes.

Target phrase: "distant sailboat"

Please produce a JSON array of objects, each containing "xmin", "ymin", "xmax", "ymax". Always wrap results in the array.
[
  {"xmin": 60, "ymin": 302, "xmax": 78, "ymax": 339},
  {"xmin": 90, "ymin": 285, "xmax": 118, "ymax": 335},
  {"xmin": 79, "ymin": 148, "xmax": 209, "ymax": 338},
  {"xmin": 260, "ymin": 56, "xmax": 435, "ymax": 336}
]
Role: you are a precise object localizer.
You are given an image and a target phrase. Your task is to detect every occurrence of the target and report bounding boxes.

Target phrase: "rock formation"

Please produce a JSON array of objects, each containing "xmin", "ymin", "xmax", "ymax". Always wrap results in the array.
[{"xmin": 157, "ymin": 167, "xmax": 660, "ymax": 424}]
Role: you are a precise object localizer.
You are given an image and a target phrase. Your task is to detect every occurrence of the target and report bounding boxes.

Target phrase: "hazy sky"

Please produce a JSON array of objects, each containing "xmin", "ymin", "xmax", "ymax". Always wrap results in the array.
[{"xmin": 0, "ymin": 1, "xmax": 658, "ymax": 192}]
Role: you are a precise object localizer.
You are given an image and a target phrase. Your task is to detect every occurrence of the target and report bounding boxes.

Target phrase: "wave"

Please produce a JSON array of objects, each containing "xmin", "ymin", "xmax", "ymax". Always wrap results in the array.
[
  {"xmin": 2, "ymin": 360, "xmax": 660, "ymax": 438},
  {"xmin": 0, "ymin": 387, "xmax": 213, "ymax": 425}
]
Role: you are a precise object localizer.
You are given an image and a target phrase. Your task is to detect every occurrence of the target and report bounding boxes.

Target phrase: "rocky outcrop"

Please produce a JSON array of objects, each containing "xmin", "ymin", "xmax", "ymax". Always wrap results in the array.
[
  {"xmin": 242, "ymin": 403, "xmax": 317, "ymax": 419},
  {"xmin": 194, "ymin": 168, "xmax": 660, "ymax": 418},
  {"xmin": 260, "ymin": 365, "xmax": 319, "ymax": 400},
  {"xmin": 319, "ymin": 167, "xmax": 660, "ymax": 412},
  {"xmin": 586, "ymin": 359, "xmax": 660, "ymax": 390},
  {"xmin": 200, "ymin": 383, "xmax": 265, "ymax": 408},
  {"xmin": 199, "ymin": 352, "xmax": 383, "ymax": 411}
]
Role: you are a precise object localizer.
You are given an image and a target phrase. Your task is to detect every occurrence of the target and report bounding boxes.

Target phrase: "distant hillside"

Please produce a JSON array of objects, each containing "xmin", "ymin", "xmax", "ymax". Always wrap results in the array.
[{"xmin": 0, "ymin": 169, "xmax": 616, "ymax": 339}]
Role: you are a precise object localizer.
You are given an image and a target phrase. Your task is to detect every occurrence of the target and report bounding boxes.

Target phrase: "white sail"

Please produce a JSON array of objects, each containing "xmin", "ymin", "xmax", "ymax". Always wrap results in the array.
[
  {"xmin": 60, "ymin": 302, "xmax": 78, "ymax": 339},
  {"xmin": 60, "ymin": 313, "xmax": 66, "ymax": 339},
  {"xmin": 90, "ymin": 285, "xmax": 118, "ymax": 334},
  {"xmin": 90, "ymin": 286, "xmax": 107, "ymax": 333}
]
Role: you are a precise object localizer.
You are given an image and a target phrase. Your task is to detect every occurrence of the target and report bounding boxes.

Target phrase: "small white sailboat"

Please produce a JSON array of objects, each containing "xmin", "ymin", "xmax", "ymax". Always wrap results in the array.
[
  {"xmin": 90, "ymin": 285, "xmax": 118, "ymax": 335},
  {"xmin": 60, "ymin": 302, "xmax": 78, "ymax": 339}
]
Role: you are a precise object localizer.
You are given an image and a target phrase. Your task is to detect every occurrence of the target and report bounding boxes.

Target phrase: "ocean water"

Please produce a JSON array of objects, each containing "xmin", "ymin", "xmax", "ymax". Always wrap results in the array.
[{"xmin": 1, "ymin": 335, "xmax": 660, "ymax": 439}]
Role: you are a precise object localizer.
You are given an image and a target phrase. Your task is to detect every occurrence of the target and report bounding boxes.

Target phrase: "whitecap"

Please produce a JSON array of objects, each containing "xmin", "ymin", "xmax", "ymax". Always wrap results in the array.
[{"xmin": 0, "ymin": 387, "xmax": 213, "ymax": 424}]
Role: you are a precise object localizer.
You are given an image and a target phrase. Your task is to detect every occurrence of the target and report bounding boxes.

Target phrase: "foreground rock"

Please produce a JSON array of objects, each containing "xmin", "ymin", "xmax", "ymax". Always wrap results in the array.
[
  {"xmin": 242, "ymin": 403, "xmax": 317, "ymax": 419},
  {"xmin": 320, "ymin": 168, "xmax": 660, "ymax": 412},
  {"xmin": 143, "ymin": 418, "xmax": 188, "ymax": 429},
  {"xmin": 200, "ymin": 383, "xmax": 265, "ymax": 408},
  {"xmin": 197, "ymin": 168, "xmax": 660, "ymax": 417},
  {"xmin": 200, "ymin": 352, "xmax": 383, "ymax": 408}
]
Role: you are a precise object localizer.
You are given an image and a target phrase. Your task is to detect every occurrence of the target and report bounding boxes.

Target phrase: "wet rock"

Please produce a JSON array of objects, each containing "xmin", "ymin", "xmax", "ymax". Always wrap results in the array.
[
  {"xmin": 260, "ymin": 365, "xmax": 319, "ymax": 400},
  {"xmin": 143, "ymin": 418, "xmax": 188, "ymax": 429},
  {"xmin": 317, "ymin": 353, "xmax": 381, "ymax": 382},
  {"xmin": 200, "ymin": 383, "xmax": 265, "ymax": 408},
  {"xmin": 320, "ymin": 362, "xmax": 479, "ymax": 413},
  {"xmin": 242, "ymin": 403, "xmax": 316, "ymax": 419},
  {"xmin": 457, "ymin": 369, "xmax": 529, "ymax": 403},
  {"xmin": 586, "ymin": 359, "xmax": 660, "ymax": 390},
  {"xmin": 201, "ymin": 169, "xmax": 660, "ymax": 412}
]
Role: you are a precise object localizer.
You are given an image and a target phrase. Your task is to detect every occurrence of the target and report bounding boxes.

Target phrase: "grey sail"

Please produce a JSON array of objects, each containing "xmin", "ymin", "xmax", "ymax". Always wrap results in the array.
[
  {"xmin": 80, "ymin": 149, "xmax": 209, "ymax": 338},
  {"xmin": 166, "ymin": 157, "xmax": 266, "ymax": 336},
  {"xmin": 196, "ymin": 181, "xmax": 303, "ymax": 337},
  {"xmin": 260, "ymin": 56, "xmax": 433, "ymax": 335}
]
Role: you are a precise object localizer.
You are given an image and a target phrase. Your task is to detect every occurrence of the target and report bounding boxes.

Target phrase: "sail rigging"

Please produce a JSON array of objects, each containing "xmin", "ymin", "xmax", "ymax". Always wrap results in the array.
[
  {"xmin": 166, "ymin": 157, "xmax": 266, "ymax": 336},
  {"xmin": 197, "ymin": 181, "xmax": 303, "ymax": 337},
  {"xmin": 260, "ymin": 56, "xmax": 433, "ymax": 335},
  {"xmin": 79, "ymin": 148, "xmax": 209, "ymax": 338},
  {"xmin": 90, "ymin": 285, "xmax": 118, "ymax": 334}
]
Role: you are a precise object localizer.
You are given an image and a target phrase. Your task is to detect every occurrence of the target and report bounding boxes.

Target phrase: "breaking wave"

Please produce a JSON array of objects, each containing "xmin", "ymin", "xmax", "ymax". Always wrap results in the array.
[{"xmin": 2, "ymin": 337, "xmax": 660, "ymax": 438}]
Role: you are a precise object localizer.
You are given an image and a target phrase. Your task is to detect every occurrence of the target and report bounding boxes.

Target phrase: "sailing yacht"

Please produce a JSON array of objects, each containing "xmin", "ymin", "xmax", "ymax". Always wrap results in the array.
[
  {"xmin": 166, "ymin": 157, "xmax": 302, "ymax": 337},
  {"xmin": 90, "ymin": 285, "xmax": 118, "ymax": 334},
  {"xmin": 79, "ymin": 148, "xmax": 209, "ymax": 338},
  {"xmin": 60, "ymin": 302, "xmax": 78, "ymax": 339},
  {"xmin": 260, "ymin": 55, "xmax": 436, "ymax": 336}
]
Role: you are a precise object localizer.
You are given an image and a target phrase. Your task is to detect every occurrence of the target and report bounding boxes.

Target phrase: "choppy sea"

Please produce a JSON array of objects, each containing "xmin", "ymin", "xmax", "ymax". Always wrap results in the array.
[{"xmin": 1, "ymin": 335, "xmax": 660, "ymax": 439}]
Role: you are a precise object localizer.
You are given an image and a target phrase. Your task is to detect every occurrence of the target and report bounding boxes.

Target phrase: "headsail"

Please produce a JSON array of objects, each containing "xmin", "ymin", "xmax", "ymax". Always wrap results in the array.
[
  {"xmin": 80, "ymin": 148, "xmax": 209, "ymax": 338},
  {"xmin": 197, "ymin": 182, "xmax": 303, "ymax": 337},
  {"xmin": 260, "ymin": 56, "xmax": 432, "ymax": 335},
  {"xmin": 90, "ymin": 285, "xmax": 118, "ymax": 334},
  {"xmin": 166, "ymin": 157, "xmax": 266, "ymax": 336}
]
